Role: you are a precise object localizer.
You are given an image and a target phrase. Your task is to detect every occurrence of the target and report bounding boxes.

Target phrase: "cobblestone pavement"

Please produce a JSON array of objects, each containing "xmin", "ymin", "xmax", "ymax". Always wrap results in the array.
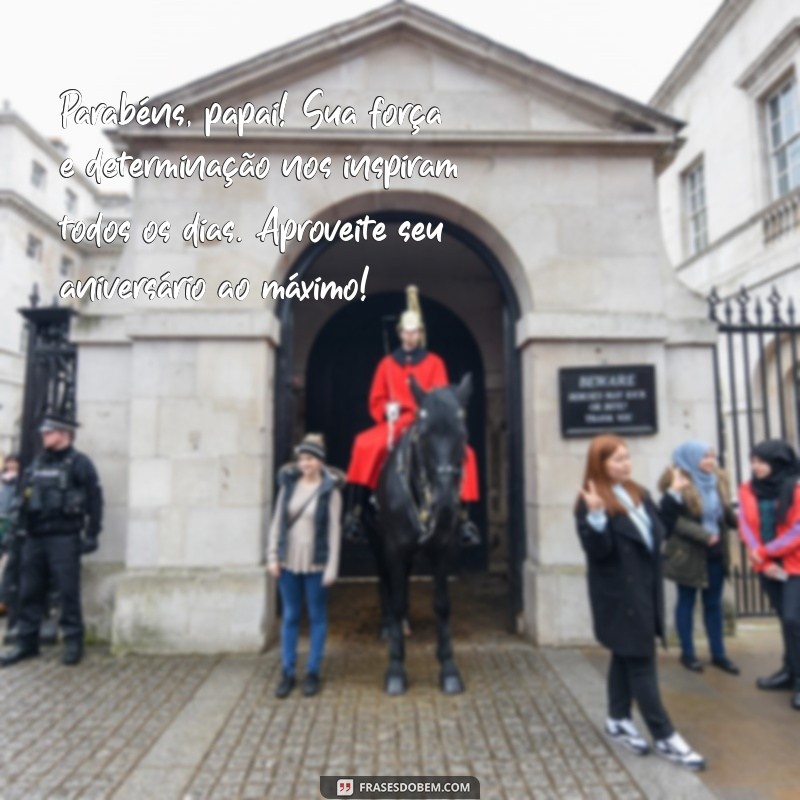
[
  {"xmin": 184, "ymin": 640, "xmax": 647, "ymax": 800},
  {"xmin": 0, "ymin": 648, "xmax": 218, "ymax": 800},
  {"xmin": 0, "ymin": 577, "xmax": 713, "ymax": 800}
]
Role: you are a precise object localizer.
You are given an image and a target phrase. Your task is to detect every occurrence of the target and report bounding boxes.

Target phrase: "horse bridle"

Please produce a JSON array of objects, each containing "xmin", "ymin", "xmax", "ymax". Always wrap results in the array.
[{"xmin": 407, "ymin": 416, "xmax": 464, "ymax": 529}]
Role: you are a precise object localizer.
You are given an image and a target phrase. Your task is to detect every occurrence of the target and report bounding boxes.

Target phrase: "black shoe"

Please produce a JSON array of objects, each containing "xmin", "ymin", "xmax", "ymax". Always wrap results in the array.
[
  {"xmin": 62, "ymin": 639, "xmax": 84, "ymax": 666},
  {"xmin": 0, "ymin": 643, "xmax": 40, "ymax": 667},
  {"xmin": 680, "ymin": 655, "xmax": 703, "ymax": 672},
  {"xmin": 274, "ymin": 672, "xmax": 295, "ymax": 699},
  {"xmin": 3, "ymin": 627, "xmax": 18, "ymax": 645},
  {"xmin": 711, "ymin": 656, "xmax": 740, "ymax": 675},
  {"xmin": 792, "ymin": 689, "xmax": 800, "ymax": 710},
  {"xmin": 756, "ymin": 667, "xmax": 793, "ymax": 691},
  {"xmin": 302, "ymin": 672, "xmax": 321, "ymax": 696},
  {"xmin": 458, "ymin": 519, "xmax": 481, "ymax": 547}
]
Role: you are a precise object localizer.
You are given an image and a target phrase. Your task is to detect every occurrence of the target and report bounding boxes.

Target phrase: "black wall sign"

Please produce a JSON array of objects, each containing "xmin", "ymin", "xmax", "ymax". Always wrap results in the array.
[{"xmin": 559, "ymin": 365, "xmax": 657, "ymax": 437}]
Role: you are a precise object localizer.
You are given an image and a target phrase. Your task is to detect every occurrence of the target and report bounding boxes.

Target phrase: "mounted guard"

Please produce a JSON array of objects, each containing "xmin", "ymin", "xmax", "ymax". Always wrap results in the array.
[{"xmin": 342, "ymin": 286, "xmax": 480, "ymax": 547}]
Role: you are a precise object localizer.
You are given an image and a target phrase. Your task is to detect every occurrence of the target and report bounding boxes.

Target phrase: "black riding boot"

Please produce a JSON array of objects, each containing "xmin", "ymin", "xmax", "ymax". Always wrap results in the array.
[
  {"xmin": 457, "ymin": 506, "xmax": 481, "ymax": 547},
  {"xmin": 343, "ymin": 485, "xmax": 370, "ymax": 544}
]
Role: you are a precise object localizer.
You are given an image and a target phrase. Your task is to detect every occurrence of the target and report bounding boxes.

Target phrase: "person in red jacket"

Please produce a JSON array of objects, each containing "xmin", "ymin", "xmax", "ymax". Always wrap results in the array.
[
  {"xmin": 344, "ymin": 288, "xmax": 480, "ymax": 546},
  {"xmin": 738, "ymin": 439, "xmax": 800, "ymax": 710}
]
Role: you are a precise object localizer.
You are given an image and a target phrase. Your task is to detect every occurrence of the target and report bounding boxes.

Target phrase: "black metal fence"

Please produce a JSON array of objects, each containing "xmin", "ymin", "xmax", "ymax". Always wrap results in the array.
[
  {"xmin": 708, "ymin": 285, "xmax": 800, "ymax": 616},
  {"xmin": 17, "ymin": 286, "xmax": 78, "ymax": 471}
]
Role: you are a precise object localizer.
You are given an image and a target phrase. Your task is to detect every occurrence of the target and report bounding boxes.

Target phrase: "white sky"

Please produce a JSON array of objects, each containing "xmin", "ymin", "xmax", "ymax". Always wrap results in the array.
[{"xmin": 1, "ymin": 0, "xmax": 721, "ymax": 168}]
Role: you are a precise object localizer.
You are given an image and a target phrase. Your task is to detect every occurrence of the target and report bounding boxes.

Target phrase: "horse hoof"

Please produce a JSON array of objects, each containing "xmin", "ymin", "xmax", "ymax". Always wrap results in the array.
[
  {"xmin": 385, "ymin": 674, "xmax": 407, "ymax": 696},
  {"xmin": 440, "ymin": 672, "xmax": 464, "ymax": 694}
]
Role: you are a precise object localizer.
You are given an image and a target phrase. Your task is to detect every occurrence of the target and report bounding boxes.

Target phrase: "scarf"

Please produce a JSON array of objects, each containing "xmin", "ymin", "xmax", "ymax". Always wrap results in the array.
[
  {"xmin": 672, "ymin": 440, "xmax": 721, "ymax": 534},
  {"xmin": 750, "ymin": 439, "xmax": 800, "ymax": 525},
  {"xmin": 612, "ymin": 484, "xmax": 654, "ymax": 551}
]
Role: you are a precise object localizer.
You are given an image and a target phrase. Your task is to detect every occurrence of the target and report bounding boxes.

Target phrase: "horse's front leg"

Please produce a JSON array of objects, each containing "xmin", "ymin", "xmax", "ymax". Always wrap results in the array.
[
  {"xmin": 368, "ymin": 526, "xmax": 392, "ymax": 640},
  {"xmin": 384, "ymin": 554, "xmax": 408, "ymax": 695},
  {"xmin": 402, "ymin": 558, "xmax": 413, "ymax": 637},
  {"xmin": 432, "ymin": 550, "xmax": 464, "ymax": 694}
]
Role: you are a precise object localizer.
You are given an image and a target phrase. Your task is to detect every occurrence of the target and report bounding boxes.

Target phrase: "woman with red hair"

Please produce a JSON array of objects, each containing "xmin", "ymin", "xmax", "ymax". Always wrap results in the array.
[{"xmin": 575, "ymin": 434, "xmax": 705, "ymax": 770}]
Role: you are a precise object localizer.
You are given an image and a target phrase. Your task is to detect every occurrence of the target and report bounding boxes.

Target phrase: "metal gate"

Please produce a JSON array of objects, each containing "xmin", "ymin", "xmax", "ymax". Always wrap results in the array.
[
  {"xmin": 17, "ymin": 286, "xmax": 78, "ymax": 471},
  {"xmin": 709, "ymin": 285, "xmax": 800, "ymax": 616}
]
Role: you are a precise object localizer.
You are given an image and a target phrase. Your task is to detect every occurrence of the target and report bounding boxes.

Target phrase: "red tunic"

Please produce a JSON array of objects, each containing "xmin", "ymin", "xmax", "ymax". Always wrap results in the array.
[{"xmin": 346, "ymin": 349, "xmax": 479, "ymax": 501}]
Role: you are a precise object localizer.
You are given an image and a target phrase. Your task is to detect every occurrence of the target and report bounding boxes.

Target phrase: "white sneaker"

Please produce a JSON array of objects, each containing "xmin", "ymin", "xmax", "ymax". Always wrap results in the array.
[
  {"xmin": 604, "ymin": 718, "xmax": 650, "ymax": 755},
  {"xmin": 654, "ymin": 732, "xmax": 706, "ymax": 771}
]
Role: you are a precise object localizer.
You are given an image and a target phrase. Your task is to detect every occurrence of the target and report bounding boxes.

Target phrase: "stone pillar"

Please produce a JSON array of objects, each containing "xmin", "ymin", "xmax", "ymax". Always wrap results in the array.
[
  {"xmin": 72, "ymin": 337, "xmax": 132, "ymax": 642},
  {"xmin": 517, "ymin": 312, "xmax": 718, "ymax": 646},
  {"xmin": 111, "ymin": 311, "xmax": 279, "ymax": 654}
]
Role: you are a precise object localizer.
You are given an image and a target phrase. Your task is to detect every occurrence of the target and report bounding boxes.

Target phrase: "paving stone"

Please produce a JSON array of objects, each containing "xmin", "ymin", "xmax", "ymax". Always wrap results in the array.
[{"xmin": 0, "ymin": 580, "xmax": 682, "ymax": 799}]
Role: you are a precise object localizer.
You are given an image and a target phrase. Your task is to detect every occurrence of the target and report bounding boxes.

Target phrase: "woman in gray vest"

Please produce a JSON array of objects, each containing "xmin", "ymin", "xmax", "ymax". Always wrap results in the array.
[{"xmin": 267, "ymin": 434, "xmax": 343, "ymax": 698}]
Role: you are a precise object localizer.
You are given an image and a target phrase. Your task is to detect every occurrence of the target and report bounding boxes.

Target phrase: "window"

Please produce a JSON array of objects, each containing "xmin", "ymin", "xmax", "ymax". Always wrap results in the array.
[
  {"xmin": 30, "ymin": 161, "xmax": 46, "ymax": 189},
  {"xmin": 25, "ymin": 234, "xmax": 42, "ymax": 260},
  {"xmin": 60, "ymin": 256, "xmax": 73, "ymax": 276},
  {"xmin": 65, "ymin": 189, "xmax": 77, "ymax": 214},
  {"xmin": 683, "ymin": 159, "xmax": 708, "ymax": 256},
  {"xmin": 767, "ymin": 77, "xmax": 800, "ymax": 198}
]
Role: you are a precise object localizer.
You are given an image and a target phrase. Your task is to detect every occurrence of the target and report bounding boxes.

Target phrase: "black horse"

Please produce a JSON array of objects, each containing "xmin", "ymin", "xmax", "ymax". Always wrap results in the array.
[{"xmin": 368, "ymin": 372, "xmax": 472, "ymax": 695}]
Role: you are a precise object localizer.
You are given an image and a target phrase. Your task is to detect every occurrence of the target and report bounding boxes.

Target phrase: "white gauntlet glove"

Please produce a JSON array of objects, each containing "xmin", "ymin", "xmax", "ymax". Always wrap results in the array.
[{"xmin": 385, "ymin": 402, "xmax": 401, "ymax": 423}]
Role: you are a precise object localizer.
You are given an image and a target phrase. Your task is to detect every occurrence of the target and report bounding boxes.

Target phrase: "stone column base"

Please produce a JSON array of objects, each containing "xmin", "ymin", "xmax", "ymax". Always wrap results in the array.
[
  {"xmin": 522, "ymin": 559, "xmax": 595, "ymax": 646},
  {"xmin": 111, "ymin": 567, "xmax": 271, "ymax": 654}
]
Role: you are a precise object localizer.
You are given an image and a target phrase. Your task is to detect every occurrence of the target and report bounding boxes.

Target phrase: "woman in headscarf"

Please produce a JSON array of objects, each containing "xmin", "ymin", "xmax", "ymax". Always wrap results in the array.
[
  {"xmin": 738, "ymin": 439, "xmax": 800, "ymax": 710},
  {"xmin": 659, "ymin": 441, "xmax": 739, "ymax": 674}
]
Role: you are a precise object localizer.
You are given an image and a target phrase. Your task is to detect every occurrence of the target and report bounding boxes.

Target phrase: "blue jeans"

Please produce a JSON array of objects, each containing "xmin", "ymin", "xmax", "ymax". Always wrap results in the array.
[
  {"xmin": 675, "ymin": 558, "xmax": 726, "ymax": 660},
  {"xmin": 278, "ymin": 569, "xmax": 328, "ymax": 677}
]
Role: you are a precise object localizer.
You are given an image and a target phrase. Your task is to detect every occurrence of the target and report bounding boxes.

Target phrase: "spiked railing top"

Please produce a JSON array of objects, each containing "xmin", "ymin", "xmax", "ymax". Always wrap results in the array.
[{"xmin": 708, "ymin": 285, "xmax": 794, "ymax": 328}]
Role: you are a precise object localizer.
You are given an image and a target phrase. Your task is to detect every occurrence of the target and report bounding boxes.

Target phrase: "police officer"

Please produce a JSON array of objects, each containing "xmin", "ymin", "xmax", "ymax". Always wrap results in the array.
[{"xmin": 0, "ymin": 414, "xmax": 103, "ymax": 667}]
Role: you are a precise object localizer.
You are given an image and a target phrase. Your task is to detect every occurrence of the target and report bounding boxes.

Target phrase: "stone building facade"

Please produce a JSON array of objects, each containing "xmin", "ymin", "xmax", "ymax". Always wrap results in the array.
[
  {"xmin": 68, "ymin": 2, "xmax": 716, "ymax": 652},
  {"xmin": 0, "ymin": 103, "xmax": 128, "ymax": 456},
  {"xmin": 653, "ymin": 0, "xmax": 800, "ymax": 471}
]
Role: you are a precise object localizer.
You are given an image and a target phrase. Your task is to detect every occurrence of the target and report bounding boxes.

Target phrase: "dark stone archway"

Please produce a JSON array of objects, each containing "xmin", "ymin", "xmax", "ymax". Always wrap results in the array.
[
  {"xmin": 305, "ymin": 292, "xmax": 487, "ymax": 575},
  {"xmin": 274, "ymin": 210, "xmax": 525, "ymax": 626}
]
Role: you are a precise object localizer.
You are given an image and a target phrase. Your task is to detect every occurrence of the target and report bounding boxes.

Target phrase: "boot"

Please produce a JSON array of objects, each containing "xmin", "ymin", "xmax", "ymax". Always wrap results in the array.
[
  {"xmin": 792, "ymin": 685, "xmax": 800, "ymax": 710},
  {"xmin": 711, "ymin": 656, "xmax": 740, "ymax": 675},
  {"xmin": 457, "ymin": 506, "xmax": 481, "ymax": 547},
  {"xmin": 302, "ymin": 672, "xmax": 321, "ymax": 696},
  {"xmin": 0, "ymin": 641, "xmax": 40, "ymax": 667},
  {"xmin": 756, "ymin": 665, "xmax": 793, "ymax": 690},
  {"xmin": 274, "ymin": 671, "xmax": 295, "ymax": 699},
  {"xmin": 62, "ymin": 638, "xmax": 84, "ymax": 666},
  {"xmin": 343, "ymin": 485, "xmax": 370, "ymax": 545}
]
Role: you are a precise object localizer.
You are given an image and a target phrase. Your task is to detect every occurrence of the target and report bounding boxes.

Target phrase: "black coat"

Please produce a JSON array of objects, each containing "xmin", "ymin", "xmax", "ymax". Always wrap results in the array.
[{"xmin": 575, "ymin": 493, "xmax": 666, "ymax": 658}]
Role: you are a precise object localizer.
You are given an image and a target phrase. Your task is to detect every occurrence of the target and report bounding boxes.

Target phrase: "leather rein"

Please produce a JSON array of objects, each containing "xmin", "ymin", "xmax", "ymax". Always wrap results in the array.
[{"xmin": 396, "ymin": 413, "xmax": 463, "ymax": 535}]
